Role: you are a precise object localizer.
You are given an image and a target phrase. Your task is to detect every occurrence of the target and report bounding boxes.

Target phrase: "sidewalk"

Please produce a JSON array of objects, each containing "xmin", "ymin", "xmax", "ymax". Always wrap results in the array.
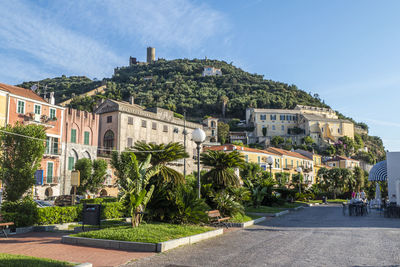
[{"xmin": 0, "ymin": 232, "xmax": 154, "ymax": 267}]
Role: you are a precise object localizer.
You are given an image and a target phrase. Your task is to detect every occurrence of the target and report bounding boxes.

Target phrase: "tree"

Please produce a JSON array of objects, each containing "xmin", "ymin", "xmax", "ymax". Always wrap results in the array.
[
  {"xmin": 0, "ymin": 123, "xmax": 46, "ymax": 201},
  {"xmin": 74, "ymin": 158, "xmax": 108, "ymax": 194},
  {"xmin": 353, "ymin": 166, "xmax": 364, "ymax": 191},
  {"xmin": 324, "ymin": 145, "xmax": 336, "ymax": 156},
  {"xmin": 133, "ymin": 141, "xmax": 188, "ymax": 186},
  {"xmin": 270, "ymin": 136, "xmax": 284, "ymax": 148},
  {"xmin": 200, "ymin": 150, "xmax": 245, "ymax": 190},
  {"xmin": 112, "ymin": 152, "xmax": 159, "ymax": 227},
  {"xmin": 221, "ymin": 95, "xmax": 229, "ymax": 118},
  {"xmin": 303, "ymin": 136, "xmax": 314, "ymax": 146},
  {"xmin": 217, "ymin": 122, "xmax": 230, "ymax": 144},
  {"xmin": 318, "ymin": 167, "xmax": 353, "ymax": 199}
]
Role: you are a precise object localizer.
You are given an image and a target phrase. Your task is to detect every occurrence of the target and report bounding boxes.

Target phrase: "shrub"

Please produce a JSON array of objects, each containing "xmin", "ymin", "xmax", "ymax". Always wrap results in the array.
[
  {"xmin": 101, "ymin": 202, "xmax": 125, "ymax": 219},
  {"xmin": 37, "ymin": 206, "xmax": 81, "ymax": 225},
  {"xmin": 1, "ymin": 197, "xmax": 38, "ymax": 227},
  {"xmin": 212, "ymin": 190, "xmax": 244, "ymax": 216}
]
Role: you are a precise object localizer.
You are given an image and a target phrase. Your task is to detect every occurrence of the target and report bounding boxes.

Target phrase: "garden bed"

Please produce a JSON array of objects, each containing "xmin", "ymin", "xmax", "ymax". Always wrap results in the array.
[
  {"xmin": 0, "ymin": 253, "xmax": 75, "ymax": 267},
  {"xmin": 62, "ymin": 223, "xmax": 222, "ymax": 252},
  {"xmin": 226, "ymin": 214, "xmax": 266, "ymax": 228}
]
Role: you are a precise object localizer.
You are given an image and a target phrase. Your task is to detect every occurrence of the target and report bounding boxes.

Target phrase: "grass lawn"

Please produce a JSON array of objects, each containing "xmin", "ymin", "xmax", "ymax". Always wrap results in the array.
[
  {"xmin": 0, "ymin": 253, "xmax": 74, "ymax": 267},
  {"xmin": 67, "ymin": 219, "xmax": 129, "ymax": 230},
  {"xmin": 72, "ymin": 222, "xmax": 213, "ymax": 243},
  {"xmin": 246, "ymin": 202, "xmax": 304, "ymax": 214},
  {"xmin": 228, "ymin": 213, "xmax": 261, "ymax": 223}
]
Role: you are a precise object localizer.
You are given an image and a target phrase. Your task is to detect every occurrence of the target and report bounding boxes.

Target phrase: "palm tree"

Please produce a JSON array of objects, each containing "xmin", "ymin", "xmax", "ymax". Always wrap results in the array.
[
  {"xmin": 116, "ymin": 153, "xmax": 159, "ymax": 227},
  {"xmin": 133, "ymin": 141, "xmax": 189, "ymax": 186},
  {"xmin": 200, "ymin": 150, "xmax": 245, "ymax": 189}
]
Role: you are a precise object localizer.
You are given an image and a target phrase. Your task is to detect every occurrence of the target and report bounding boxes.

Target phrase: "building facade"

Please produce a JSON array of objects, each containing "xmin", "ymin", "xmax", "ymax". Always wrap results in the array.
[
  {"xmin": 60, "ymin": 108, "xmax": 100, "ymax": 195},
  {"xmin": 202, "ymin": 117, "xmax": 218, "ymax": 143},
  {"xmin": 202, "ymin": 66, "xmax": 222, "ymax": 76},
  {"xmin": 325, "ymin": 156, "xmax": 360, "ymax": 170},
  {"xmin": 246, "ymin": 105, "xmax": 354, "ymax": 147},
  {"xmin": 0, "ymin": 83, "xmax": 65, "ymax": 199},
  {"xmin": 95, "ymin": 98, "xmax": 203, "ymax": 174}
]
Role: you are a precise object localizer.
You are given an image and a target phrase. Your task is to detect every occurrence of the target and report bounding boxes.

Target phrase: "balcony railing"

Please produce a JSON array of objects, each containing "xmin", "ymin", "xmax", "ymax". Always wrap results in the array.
[
  {"xmin": 44, "ymin": 146, "xmax": 62, "ymax": 156},
  {"xmin": 283, "ymin": 165, "xmax": 294, "ymax": 170},
  {"xmin": 23, "ymin": 113, "xmax": 57, "ymax": 128}
]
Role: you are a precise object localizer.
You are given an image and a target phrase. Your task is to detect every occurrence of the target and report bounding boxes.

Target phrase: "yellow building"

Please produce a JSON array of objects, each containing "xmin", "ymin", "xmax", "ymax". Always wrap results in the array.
[
  {"xmin": 295, "ymin": 149, "xmax": 324, "ymax": 183},
  {"xmin": 0, "ymin": 90, "xmax": 8, "ymax": 127},
  {"xmin": 246, "ymin": 105, "xmax": 354, "ymax": 147},
  {"xmin": 204, "ymin": 145, "xmax": 282, "ymax": 177},
  {"xmin": 325, "ymin": 156, "xmax": 360, "ymax": 170},
  {"xmin": 266, "ymin": 147, "xmax": 315, "ymax": 184}
]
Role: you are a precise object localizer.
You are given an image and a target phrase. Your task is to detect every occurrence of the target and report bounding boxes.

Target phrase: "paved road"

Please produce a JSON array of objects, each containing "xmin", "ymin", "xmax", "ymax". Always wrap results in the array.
[{"xmin": 125, "ymin": 205, "xmax": 400, "ymax": 267}]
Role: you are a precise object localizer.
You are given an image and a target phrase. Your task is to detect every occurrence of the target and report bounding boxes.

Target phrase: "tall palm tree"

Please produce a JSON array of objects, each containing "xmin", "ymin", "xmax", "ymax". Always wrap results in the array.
[
  {"xmin": 133, "ymin": 141, "xmax": 189, "ymax": 186},
  {"xmin": 200, "ymin": 150, "xmax": 245, "ymax": 189}
]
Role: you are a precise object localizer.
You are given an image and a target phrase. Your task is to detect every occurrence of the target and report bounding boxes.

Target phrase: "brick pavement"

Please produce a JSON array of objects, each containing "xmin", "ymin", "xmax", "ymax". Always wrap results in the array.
[{"xmin": 0, "ymin": 232, "xmax": 154, "ymax": 267}]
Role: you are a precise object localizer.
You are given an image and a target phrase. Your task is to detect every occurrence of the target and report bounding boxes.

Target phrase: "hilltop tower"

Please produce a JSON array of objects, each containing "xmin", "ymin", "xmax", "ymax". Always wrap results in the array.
[{"xmin": 147, "ymin": 47, "xmax": 155, "ymax": 63}]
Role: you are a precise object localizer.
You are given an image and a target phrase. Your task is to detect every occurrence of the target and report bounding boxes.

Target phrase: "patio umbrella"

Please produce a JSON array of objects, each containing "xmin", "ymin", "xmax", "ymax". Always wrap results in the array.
[{"xmin": 368, "ymin": 160, "xmax": 387, "ymax": 201}]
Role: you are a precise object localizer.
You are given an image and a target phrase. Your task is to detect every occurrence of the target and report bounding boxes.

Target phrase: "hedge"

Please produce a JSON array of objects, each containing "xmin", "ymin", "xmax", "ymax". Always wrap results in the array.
[{"xmin": 1, "ymin": 199, "xmax": 125, "ymax": 226}]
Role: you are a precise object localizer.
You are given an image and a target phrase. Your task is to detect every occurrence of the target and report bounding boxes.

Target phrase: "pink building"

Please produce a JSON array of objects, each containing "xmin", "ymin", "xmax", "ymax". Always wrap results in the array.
[{"xmin": 60, "ymin": 108, "xmax": 99, "ymax": 195}]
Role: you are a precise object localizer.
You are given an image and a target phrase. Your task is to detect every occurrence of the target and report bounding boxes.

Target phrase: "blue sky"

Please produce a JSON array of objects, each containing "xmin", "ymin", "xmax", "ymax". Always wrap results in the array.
[{"xmin": 1, "ymin": 0, "xmax": 399, "ymax": 151}]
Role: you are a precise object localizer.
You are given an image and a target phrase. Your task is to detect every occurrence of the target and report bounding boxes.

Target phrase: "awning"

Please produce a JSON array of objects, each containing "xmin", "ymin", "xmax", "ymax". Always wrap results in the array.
[{"xmin": 368, "ymin": 160, "xmax": 387, "ymax": 181}]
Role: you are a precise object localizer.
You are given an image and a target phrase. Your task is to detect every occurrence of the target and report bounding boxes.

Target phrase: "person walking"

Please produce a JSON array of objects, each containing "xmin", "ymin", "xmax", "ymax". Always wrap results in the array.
[{"xmin": 351, "ymin": 191, "xmax": 356, "ymax": 199}]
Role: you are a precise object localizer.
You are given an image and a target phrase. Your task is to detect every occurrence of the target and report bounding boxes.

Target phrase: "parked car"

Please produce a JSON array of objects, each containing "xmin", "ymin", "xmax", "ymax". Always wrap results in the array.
[
  {"xmin": 34, "ymin": 199, "xmax": 54, "ymax": 208},
  {"xmin": 54, "ymin": 195, "xmax": 82, "ymax": 206},
  {"xmin": 44, "ymin": 196, "xmax": 57, "ymax": 205}
]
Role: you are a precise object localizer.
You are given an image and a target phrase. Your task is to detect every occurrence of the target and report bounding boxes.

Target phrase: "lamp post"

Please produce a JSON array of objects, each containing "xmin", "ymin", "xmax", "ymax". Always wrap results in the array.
[
  {"xmin": 266, "ymin": 155, "xmax": 274, "ymax": 181},
  {"xmin": 192, "ymin": 128, "xmax": 206, "ymax": 199},
  {"xmin": 296, "ymin": 167, "xmax": 302, "ymax": 194}
]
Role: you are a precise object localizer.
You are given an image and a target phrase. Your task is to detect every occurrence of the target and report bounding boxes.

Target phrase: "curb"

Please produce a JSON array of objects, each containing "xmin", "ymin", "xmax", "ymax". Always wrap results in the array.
[
  {"xmin": 273, "ymin": 210, "xmax": 289, "ymax": 217},
  {"xmin": 74, "ymin": 263, "xmax": 92, "ymax": 267},
  {"xmin": 225, "ymin": 216, "xmax": 267, "ymax": 228},
  {"xmin": 62, "ymin": 228, "xmax": 223, "ymax": 253},
  {"xmin": 293, "ymin": 206, "xmax": 305, "ymax": 211}
]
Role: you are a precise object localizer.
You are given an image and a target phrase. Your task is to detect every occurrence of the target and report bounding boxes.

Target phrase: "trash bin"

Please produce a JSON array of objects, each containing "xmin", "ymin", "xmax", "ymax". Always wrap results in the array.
[
  {"xmin": 322, "ymin": 196, "xmax": 327, "ymax": 204},
  {"xmin": 82, "ymin": 204, "xmax": 101, "ymax": 231}
]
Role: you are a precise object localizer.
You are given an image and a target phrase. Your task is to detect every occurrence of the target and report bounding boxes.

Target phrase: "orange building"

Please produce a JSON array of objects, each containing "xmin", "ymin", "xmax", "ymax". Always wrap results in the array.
[{"xmin": 0, "ymin": 83, "xmax": 65, "ymax": 199}]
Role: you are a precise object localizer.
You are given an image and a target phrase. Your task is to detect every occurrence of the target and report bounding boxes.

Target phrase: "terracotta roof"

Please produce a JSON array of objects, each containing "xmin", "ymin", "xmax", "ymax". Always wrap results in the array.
[
  {"xmin": 326, "ymin": 156, "xmax": 359, "ymax": 162},
  {"xmin": 204, "ymin": 144, "xmax": 280, "ymax": 156},
  {"xmin": 0, "ymin": 83, "xmax": 47, "ymax": 103},
  {"xmin": 266, "ymin": 147, "xmax": 312, "ymax": 161}
]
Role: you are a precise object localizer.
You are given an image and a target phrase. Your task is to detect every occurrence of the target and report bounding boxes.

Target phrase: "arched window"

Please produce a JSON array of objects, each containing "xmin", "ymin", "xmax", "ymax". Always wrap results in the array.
[
  {"xmin": 211, "ymin": 121, "xmax": 216, "ymax": 128},
  {"xmin": 104, "ymin": 130, "xmax": 114, "ymax": 150}
]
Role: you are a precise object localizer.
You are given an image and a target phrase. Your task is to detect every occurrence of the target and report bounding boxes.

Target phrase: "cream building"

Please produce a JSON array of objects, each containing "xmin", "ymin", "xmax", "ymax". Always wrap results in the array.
[
  {"xmin": 95, "ymin": 98, "xmax": 203, "ymax": 174},
  {"xmin": 246, "ymin": 105, "xmax": 354, "ymax": 147}
]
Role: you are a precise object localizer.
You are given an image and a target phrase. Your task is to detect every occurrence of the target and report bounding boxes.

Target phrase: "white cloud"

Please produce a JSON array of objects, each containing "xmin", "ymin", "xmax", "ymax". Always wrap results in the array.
[
  {"xmin": 101, "ymin": 0, "xmax": 230, "ymax": 50},
  {"xmin": 0, "ymin": 0, "xmax": 125, "ymax": 83}
]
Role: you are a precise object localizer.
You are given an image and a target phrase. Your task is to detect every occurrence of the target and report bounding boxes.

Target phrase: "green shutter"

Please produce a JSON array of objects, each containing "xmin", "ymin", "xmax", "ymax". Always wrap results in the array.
[
  {"xmin": 47, "ymin": 162, "xmax": 53, "ymax": 183},
  {"xmin": 50, "ymin": 109, "xmax": 56, "ymax": 119},
  {"xmin": 84, "ymin": 131, "xmax": 90, "ymax": 145},
  {"xmin": 68, "ymin": 157, "xmax": 75, "ymax": 171},
  {"xmin": 17, "ymin": 101, "xmax": 25, "ymax": 114},
  {"xmin": 71, "ymin": 129, "xmax": 76, "ymax": 143}
]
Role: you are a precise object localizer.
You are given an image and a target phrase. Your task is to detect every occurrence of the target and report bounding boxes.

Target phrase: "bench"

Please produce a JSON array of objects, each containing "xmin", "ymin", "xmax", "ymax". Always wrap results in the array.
[
  {"xmin": 206, "ymin": 210, "xmax": 230, "ymax": 228},
  {"xmin": 0, "ymin": 214, "xmax": 14, "ymax": 238}
]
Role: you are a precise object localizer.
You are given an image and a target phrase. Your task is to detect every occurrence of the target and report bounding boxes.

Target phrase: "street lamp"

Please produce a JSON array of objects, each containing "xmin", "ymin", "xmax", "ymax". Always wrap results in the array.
[
  {"xmin": 266, "ymin": 156, "xmax": 274, "ymax": 181},
  {"xmin": 296, "ymin": 167, "xmax": 302, "ymax": 194},
  {"xmin": 192, "ymin": 128, "xmax": 206, "ymax": 199}
]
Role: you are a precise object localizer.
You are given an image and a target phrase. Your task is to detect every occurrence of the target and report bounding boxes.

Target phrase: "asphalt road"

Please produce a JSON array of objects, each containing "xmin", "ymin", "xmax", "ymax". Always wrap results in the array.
[{"xmin": 126, "ymin": 205, "xmax": 400, "ymax": 267}]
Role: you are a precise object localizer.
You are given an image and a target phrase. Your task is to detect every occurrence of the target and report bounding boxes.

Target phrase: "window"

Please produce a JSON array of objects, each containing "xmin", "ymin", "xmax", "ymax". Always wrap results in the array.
[
  {"xmin": 270, "ymin": 114, "xmax": 276, "ymax": 120},
  {"xmin": 258, "ymin": 156, "xmax": 261, "ymax": 164},
  {"xmin": 71, "ymin": 129, "xmax": 77, "ymax": 143},
  {"xmin": 280, "ymin": 115, "xmax": 285, "ymax": 121},
  {"xmin": 17, "ymin": 100, "xmax": 25, "ymax": 114},
  {"xmin": 260, "ymin": 114, "xmax": 266, "ymax": 120},
  {"xmin": 84, "ymin": 131, "xmax": 90, "ymax": 145},
  {"xmin": 104, "ymin": 130, "xmax": 115, "ymax": 149},
  {"xmin": 245, "ymin": 155, "xmax": 249, "ymax": 162},
  {"xmin": 281, "ymin": 125, "xmax": 284, "ymax": 131},
  {"xmin": 46, "ymin": 162, "xmax": 53, "ymax": 183},
  {"xmin": 286, "ymin": 115, "xmax": 291, "ymax": 121},
  {"xmin": 50, "ymin": 108, "xmax": 56, "ymax": 119},
  {"xmin": 141, "ymin": 120, "xmax": 147, "ymax": 128},
  {"xmin": 128, "ymin": 117, "xmax": 133, "ymax": 125},
  {"xmin": 211, "ymin": 130, "xmax": 215, "ymax": 136},
  {"xmin": 272, "ymin": 125, "xmax": 276, "ymax": 130},
  {"xmin": 338, "ymin": 128, "xmax": 340, "ymax": 133},
  {"xmin": 152, "ymin": 122, "xmax": 157, "ymax": 130},
  {"xmin": 163, "ymin": 125, "xmax": 168, "ymax": 132},
  {"xmin": 127, "ymin": 138, "xmax": 133, "ymax": 147},
  {"xmin": 275, "ymin": 158, "xmax": 280, "ymax": 168},
  {"xmin": 107, "ymin": 116, "xmax": 112, "ymax": 123},
  {"xmin": 68, "ymin": 157, "xmax": 75, "ymax": 171},
  {"xmin": 34, "ymin": 104, "xmax": 41, "ymax": 115}
]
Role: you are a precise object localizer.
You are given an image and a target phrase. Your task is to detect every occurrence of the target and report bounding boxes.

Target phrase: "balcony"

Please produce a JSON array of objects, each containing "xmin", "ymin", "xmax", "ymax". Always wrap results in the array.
[
  {"xmin": 283, "ymin": 165, "xmax": 294, "ymax": 170},
  {"xmin": 43, "ymin": 176, "xmax": 59, "ymax": 185},
  {"xmin": 44, "ymin": 146, "xmax": 62, "ymax": 156},
  {"xmin": 23, "ymin": 113, "xmax": 57, "ymax": 128}
]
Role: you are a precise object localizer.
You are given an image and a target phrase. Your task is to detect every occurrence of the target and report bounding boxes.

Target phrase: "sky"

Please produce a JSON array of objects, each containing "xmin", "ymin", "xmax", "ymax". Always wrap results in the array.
[{"xmin": 0, "ymin": 0, "xmax": 399, "ymax": 151}]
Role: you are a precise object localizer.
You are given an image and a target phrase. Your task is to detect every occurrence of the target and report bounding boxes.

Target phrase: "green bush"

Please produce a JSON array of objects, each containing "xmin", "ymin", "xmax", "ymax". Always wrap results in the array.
[
  {"xmin": 101, "ymin": 202, "xmax": 125, "ymax": 219},
  {"xmin": 80, "ymin": 197, "xmax": 117, "ymax": 204},
  {"xmin": 1, "ymin": 197, "xmax": 38, "ymax": 227}
]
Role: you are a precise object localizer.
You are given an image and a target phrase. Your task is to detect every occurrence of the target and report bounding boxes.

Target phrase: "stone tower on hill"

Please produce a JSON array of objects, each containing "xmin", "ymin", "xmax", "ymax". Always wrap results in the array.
[{"xmin": 147, "ymin": 47, "xmax": 155, "ymax": 63}]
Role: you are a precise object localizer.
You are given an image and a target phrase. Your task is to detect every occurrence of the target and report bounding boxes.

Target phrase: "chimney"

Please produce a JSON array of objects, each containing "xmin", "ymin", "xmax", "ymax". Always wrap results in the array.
[
  {"xmin": 49, "ymin": 92, "xmax": 55, "ymax": 105},
  {"xmin": 129, "ymin": 96, "xmax": 135, "ymax": 105}
]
